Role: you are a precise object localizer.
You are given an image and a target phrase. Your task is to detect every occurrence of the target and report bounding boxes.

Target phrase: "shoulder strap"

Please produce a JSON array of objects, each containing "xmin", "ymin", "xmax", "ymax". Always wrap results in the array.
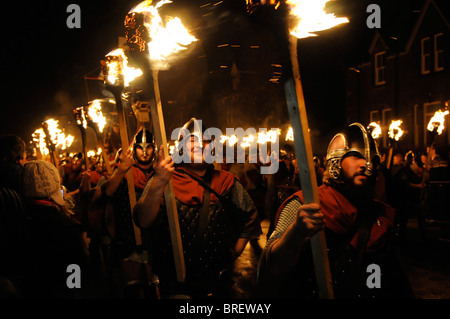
[
  {"xmin": 177, "ymin": 167, "xmax": 223, "ymax": 200},
  {"xmin": 177, "ymin": 167, "xmax": 215, "ymax": 237},
  {"xmin": 197, "ymin": 177, "xmax": 211, "ymax": 237}
]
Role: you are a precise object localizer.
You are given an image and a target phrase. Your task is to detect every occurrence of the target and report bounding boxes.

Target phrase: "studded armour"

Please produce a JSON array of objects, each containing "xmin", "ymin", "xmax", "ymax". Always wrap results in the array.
[{"xmin": 143, "ymin": 184, "xmax": 256, "ymax": 294}]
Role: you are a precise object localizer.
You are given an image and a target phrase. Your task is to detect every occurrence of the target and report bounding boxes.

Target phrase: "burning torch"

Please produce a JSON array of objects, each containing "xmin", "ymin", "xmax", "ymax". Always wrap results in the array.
[
  {"xmin": 84, "ymin": 99, "xmax": 114, "ymax": 175},
  {"xmin": 122, "ymin": 0, "xmax": 198, "ymax": 283},
  {"xmin": 33, "ymin": 119, "xmax": 74, "ymax": 168},
  {"xmin": 73, "ymin": 106, "xmax": 89, "ymax": 170},
  {"xmin": 102, "ymin": 46, "xmax": 144, "ymax": 248},
  {"xmin": 281, "ymin": 0, "xmax": 349, "ymax": 299},
  {"xmin": 367, "ymin": 122, "xmax": 382, "ymax": 141},
  {"xmin": 386, "ymin": 119, "xmax": 404, "ymax": 170},
  {"xmin": 422, "ymin": 109, "xmax": 449, "ymax": 183},
  {"xmin": 41, "ymin": 122, "xmax": 57, "ymax": 166}
]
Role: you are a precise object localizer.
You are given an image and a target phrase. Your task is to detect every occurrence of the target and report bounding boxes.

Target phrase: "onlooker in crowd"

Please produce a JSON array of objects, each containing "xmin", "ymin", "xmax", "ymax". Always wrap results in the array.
[
  {"xmin": 0, "ymin": 134, "xmax": 28, "ymax": 297},
  {"xmin": 21, "ymin": 160, "xmax": 88, "ymax": 299}
]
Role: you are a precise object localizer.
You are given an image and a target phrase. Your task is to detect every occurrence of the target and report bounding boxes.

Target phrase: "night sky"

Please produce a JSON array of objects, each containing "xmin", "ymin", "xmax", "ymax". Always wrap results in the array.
[{"xmin": 2, "ymin": 0, "xmax": 449, "ymax": 155}]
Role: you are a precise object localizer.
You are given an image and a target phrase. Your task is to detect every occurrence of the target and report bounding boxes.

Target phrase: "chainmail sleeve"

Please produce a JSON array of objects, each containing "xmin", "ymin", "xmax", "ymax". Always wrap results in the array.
[
  {"xmin": 229, "ymin": 179, "xmax": 262, "ymax": 239},
  {"xmin": 266, "ymin": 197, "xmax": 302, "ymax": 247},
  {"xmin": 256, "ymin": 196, "xmax": 306, "ymax": 298}
]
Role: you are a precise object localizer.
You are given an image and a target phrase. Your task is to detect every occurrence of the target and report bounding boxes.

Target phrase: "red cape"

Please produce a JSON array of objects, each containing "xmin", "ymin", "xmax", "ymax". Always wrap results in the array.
[
  {"xmin": 275, "ymin": 184, "xmax": 396, "ymax": 252},
  {"xmin": 131, "ymin": 165, "xmax": 153, "ymax": 190},
  {"xmin": 172, "ymin": 167, "xmax": 236, "ymax": 205}
]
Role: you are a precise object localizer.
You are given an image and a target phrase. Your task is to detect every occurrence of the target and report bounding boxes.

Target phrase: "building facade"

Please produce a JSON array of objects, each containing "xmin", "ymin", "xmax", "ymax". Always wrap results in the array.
[{"xmin": 346, "ymin": 0, "xmax": 450, "ymax": 154}]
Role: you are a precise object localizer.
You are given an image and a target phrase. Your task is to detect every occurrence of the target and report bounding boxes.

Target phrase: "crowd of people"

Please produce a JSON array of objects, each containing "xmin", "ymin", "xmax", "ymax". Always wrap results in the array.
[{"xmin": 0, "ymin": 119, "xmax": 449, "ymax": 299}]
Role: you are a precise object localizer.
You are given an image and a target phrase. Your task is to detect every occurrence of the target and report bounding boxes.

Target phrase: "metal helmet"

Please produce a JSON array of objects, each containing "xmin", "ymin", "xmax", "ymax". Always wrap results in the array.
[
  {"xmin": 404, "ymin": 150, "xmax": 415, "ymax": 164},
  {"xmin": 177, "ymin": 118, "xmax": 216, "ymax": 144},
  {"xmin": 326, "ymin": 122, "xmax": 380, "ymax": 181},
  {"xmin": 133, "ymin": 127, "xmax": 155, "ymax": 157},
  {"xmin": 176, "ymin": 118, "xmax": 216, "ymax": 157},
  {"xmin": 177, "ymin": 118, "xmax": 203, "ymax": 143}
]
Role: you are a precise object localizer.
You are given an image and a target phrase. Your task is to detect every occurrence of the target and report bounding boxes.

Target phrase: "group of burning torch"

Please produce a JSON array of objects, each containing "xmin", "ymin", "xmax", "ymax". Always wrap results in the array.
[{"xmin": 23, "ymin": 0, "xmax": 449, "ymax": 300}]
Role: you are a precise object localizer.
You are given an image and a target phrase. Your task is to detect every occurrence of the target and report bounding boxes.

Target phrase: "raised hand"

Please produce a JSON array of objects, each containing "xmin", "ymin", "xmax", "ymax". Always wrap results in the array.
[
  {"xmin": 296, "ymin": 202, "xmax": 324, "ymax": 239},
  {"xmin": 117, "ymin": 147, "xmax": 135, "ymax": 173},
  {"xmin": 153, "ymin": 145, "xmax": 175, "ymax": 185}
]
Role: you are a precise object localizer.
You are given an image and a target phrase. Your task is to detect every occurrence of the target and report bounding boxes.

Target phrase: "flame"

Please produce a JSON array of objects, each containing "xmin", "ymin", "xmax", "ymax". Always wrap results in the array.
[
  {"xmin": 287, "ymin": 0, "xmax": 349, "ymax": 38},
  {"xmin": 74, "ymin": 106, "xmax": 88, "ymax": 129},
  {"xmin": 219, "ymin": 129, "xmax": 281, "ymax": 148},
  {"xmin": 219, "ymin": 135, "xmax": 228, "ymax": 145},
  {"xmin": 240, "ymin": 134, "xmax": 255, "ymax": 148},
  {"xmin": 32, "ymin": 119, "xmax": 74, "ymax": 156},
  {"xmin": 388, "ymin": 120, "xmax": 404, "ymax": 141},
  {"xmin": 286, "ymin": 127, "xmax": 294, "ymax": 141},
  {"xmin": 257, "ymin": 129, "xmax": 281, "ymax": 144},
  {"xmin": 87, "ymin": 148, "xmax": 102, "ymax": 159},
  {"xmin": 32, "ymin": 129, "xmax": 48, "ymax": 156},
  {"xmin": 220, "ymin": 135, "xmax": 238, "ymax": 147},
  {"xmin": 427, "ymin": 109, "xmax": 449, "ymax": 135},
  {"xmin": 367, "ymin": 122, "xmax": 382, "ymax": 139},
  {"xmin": 129, "ymin": 0, "xmax": 197, "ymax": 68},
  {"xmin": 105, "ymin": 48, "xmax": 143, "ymax": 87},
  {"xmin": 87, "ymin": 100, "xmax": 107, "ymax": 133}
]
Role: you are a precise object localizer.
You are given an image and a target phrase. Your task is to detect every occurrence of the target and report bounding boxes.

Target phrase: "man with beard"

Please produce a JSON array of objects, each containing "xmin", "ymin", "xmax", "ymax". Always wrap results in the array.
[
  {"xmin": 134, "ymin": 118, "xmax": 262, "ymax": 298},
  {"xmin": 258, "ymin": 123, "xmax": 413, "ymax": 299},
  {"xmin": 93, "ymin": 127, "xmax": 156, "ymax": 298}
]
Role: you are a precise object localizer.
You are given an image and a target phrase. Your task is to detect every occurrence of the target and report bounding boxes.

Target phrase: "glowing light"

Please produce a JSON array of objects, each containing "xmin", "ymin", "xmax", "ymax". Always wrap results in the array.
[
  {"xmin": 287, "ymin": 0, "xmax": 349, "ymax": 39},
  {"xmin": 367, "ymin": 122, "xmax": 382, "ymax": 139},
  {"xmin": 129, "ymin": 0, "xmax": 197, "ymax": 69},
  {"xmin": 388, "ymin": 120, "xmax": 404, "ymax": 141},
  {"xmin": 32, "ymin": 119, "xmax": 74, "ymax": 156},
  {"xmin": 219, "ymin": 129, "xmax": 281, "ymax": 148},
  {"xmin": 427, "ymin": 109, "xmax": 449, "ymax": 135},
  {"xmin": 87, "ymin": 100, "xmax": 107, "ymax": 133},
  {"xmin": 105, "ymin": 48, "xmax": 143, "ymax": 87},
  {"xmin": 240, "ymin": 134, "xmax": 255, "ymax": 148},
  {"xmin": 257, "ymin": 129, "xmax": 281, "ymax": 144},
  {"xmin": 286, "ymin": 127, "xmax": 294, "ymax": 141}
]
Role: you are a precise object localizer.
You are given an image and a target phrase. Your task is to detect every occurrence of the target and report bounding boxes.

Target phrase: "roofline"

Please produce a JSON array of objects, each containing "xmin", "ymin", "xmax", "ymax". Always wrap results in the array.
[
  {"xmin": 368, "ymin": 31, "xmax": 389, "ymax": 55},
  {"xmin": 404, "ymin": 0, "xmax": 450, "ymax": 54}
]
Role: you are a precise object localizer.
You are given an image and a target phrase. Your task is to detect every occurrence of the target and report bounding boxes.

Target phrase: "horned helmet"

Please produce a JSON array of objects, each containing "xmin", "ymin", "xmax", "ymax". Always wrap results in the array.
[{"xmin": 326, "ymin": 122, "xmax": 380, "ymax": 182}]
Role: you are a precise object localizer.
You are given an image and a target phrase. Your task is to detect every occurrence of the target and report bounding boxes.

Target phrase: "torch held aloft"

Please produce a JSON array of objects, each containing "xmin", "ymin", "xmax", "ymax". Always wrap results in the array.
[
  {"xmin": 148, "ymin": 69, "xmax": 186, "ymax": 283},
  {"xmin": 286, "ymin": 34, "xmax": 334, "ymax": 299}
]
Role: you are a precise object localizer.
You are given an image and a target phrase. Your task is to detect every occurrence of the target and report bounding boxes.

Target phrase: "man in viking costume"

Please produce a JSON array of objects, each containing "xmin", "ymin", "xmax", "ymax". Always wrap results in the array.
[
  {"xmin": 89, "ymin": 127, "xmax": 157, "ymax": 298},
  {"xmin": 258, "ymin": 123, "xmax": 413, "ymax": 299},
  {"xmin": 134, "ymin": 118, "xmax": 262, "ymax": 298}
]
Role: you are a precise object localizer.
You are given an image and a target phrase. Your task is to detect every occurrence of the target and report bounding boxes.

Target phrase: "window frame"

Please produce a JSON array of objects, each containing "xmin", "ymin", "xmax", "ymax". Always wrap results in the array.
[
  {"xmin": 374, "ymin": 51, "xmax": 386, "ymax": 85},
  {"xmin": 434, "ymin": 33, "xmax": 444, "ymax": 72},
  {"xmin": 421, "ymin": 37, "xmax": 431, "ymax": 75}
]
